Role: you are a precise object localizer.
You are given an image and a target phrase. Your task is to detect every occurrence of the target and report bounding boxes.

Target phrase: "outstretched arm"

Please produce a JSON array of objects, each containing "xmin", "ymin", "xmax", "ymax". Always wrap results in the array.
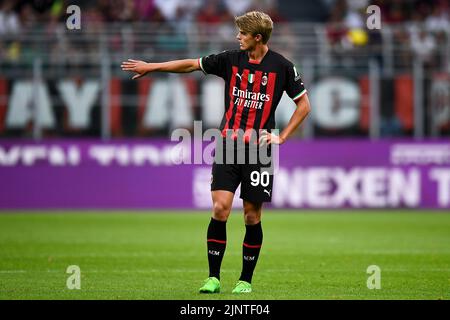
[
  {"xmin": 121, "ymin": 59, "xmax": 200, "ymax": 80},
  {"xmin": 259, "ymin": 94, "xmax": 311, "ymax": 145}
]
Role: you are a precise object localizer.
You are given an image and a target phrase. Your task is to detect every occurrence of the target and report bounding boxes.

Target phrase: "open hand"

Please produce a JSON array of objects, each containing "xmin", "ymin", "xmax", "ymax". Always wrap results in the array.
[{"xmin": 121, "ymin": 59, "xmax": 149, "ymax": 80}]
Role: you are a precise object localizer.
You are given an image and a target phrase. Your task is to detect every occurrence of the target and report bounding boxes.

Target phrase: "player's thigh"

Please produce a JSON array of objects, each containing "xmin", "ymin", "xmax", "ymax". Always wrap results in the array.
[
  {"xmin": 211, "ymin": 162, "xmax": 241, "ymax": 194},
  {"xmin": 240, "ymin": 163, "xmax": 274, "ymax": 203}
]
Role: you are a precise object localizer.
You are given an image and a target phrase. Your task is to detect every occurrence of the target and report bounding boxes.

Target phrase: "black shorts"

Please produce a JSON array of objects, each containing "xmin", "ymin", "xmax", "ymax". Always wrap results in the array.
[{"xmin": 210, "ymin": 139, "xmax": 274, "ymax": 203}]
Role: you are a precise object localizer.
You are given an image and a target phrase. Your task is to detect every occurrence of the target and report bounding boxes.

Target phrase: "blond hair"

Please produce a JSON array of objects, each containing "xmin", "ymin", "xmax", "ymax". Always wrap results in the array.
[{"xmin": 235, "ymin": 11, "xmax": 273, "ymax": 44}]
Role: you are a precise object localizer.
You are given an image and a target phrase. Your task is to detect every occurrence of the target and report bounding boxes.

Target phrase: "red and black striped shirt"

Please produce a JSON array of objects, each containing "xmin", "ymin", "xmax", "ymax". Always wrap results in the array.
[{"xmin": 198, "ymin": 49, "xmax": 307, "ymax": 137}]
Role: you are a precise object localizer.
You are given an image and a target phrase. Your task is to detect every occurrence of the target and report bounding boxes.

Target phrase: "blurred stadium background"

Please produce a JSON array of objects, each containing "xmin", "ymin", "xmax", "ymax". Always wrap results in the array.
[
  {"xmin": 1, "ymin": 0, "xmax": 449, "ymax": 209},
  {"xmin": 0, "ymin": 0, "xmax": 450, "ymax": 298}
]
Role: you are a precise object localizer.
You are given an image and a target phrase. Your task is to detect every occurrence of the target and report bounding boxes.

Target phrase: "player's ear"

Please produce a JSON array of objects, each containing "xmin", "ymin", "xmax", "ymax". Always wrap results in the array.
[{"xmin": 255, "ymin": 34, "xmax": 262, "ymax": 43}]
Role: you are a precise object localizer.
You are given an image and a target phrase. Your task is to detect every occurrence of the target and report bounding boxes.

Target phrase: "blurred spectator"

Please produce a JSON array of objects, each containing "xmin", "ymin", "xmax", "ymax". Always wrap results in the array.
[
  {"xmin": 0, "ymin": 0, "xmax": 20, "ymax": 34},
  {"xmin": 425, "ymin": 1, "xmax": 449, "ymax": 32},
  {"xmin": 326, "ymin": 0, "xmax": 347, "ymax": 47},
  {"xmin": 18, "ymin": 2, "xmax": 38, "ymax": 29},
  {"xmin": 196, "ymin": 0, "xmax": 227, "ymax": 53},
  {"xmin": 196, "ymin": 0, "xmax": 224, "ymax": 25},
  {"xmin": 154, "ymin": 0, "xmax": 201, "ymax": 23},
  {"xmin": 384, "ymin": 0, "xmax": 410, "ymax": 24},
  {"xmin": 154, "ymin": 0, "xmax": 202, "ymax": 32},
  {"xmin": 84, "ymin": 5, "xmax": 105, "ymax": 28},
  {"xmin": 346, "ymin": 0, "xmax": 368, "ymax": 12},
  {"xmin": 216, "ymin": 10, "xmax": 236, "ymax": 50},
  {"xmin": 134, "ymin": 0, "xmax": 157, "ymax": 22},
  {"xmin": 154, "ymin": 0, "xmax": 183, "ymax": 21},
  {"xmin": 259, "ymin": 0, "xmax": 285, "ymax": 23},
  {"xmin": 410, "ymin": 28, "xmax": 437, "ymax": 67},
  {"xmin": 223, "ymin": 0, "xmax": 254, "ymax": 17},
  {"xmin": 103, "ymin": 0, "xmax": 136, "ymax": 22},
  {"xmin": 0, "ymin": 0, "xmax": 21, "ymax": 63},
  {"xmin": 325, "ymin": 0, "xmax": 370, "ymax": 68},
  {"xmin": 343, "ymin": 4, "xmax": 368, "ymax": 48}
]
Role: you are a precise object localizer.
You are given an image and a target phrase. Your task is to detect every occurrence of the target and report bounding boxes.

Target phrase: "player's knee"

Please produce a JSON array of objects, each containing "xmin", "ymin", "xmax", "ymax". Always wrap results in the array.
[{"xmin": 212, "ymin": 201, "xmax": 231, "ymax": 221}]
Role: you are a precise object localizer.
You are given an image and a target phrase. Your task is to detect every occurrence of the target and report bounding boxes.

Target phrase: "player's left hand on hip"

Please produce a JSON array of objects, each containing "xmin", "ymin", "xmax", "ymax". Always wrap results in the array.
[{"xmin": 259, "ymin": 130, "xmax": 284, "ymax": 146}]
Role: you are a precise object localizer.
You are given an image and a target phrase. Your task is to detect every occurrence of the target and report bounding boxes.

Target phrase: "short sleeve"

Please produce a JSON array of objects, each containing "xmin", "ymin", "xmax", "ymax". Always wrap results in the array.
[
  {"xmin": 285, "ymin": 62, "xmax": 307, "ymax": 102},
  {"xmin": 198, "ymin": 51, "xmax": 229, "ymax": 79}
]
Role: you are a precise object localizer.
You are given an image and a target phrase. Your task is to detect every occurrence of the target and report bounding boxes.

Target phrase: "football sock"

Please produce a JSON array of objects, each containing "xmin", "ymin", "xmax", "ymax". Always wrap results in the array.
[
  {"xmin": 207, "ymin": 217, "xmax": 227, "ymax": 280},
  {"xmin": 239, "ymin": 221, "xmax": 263, "ymax": 283}
]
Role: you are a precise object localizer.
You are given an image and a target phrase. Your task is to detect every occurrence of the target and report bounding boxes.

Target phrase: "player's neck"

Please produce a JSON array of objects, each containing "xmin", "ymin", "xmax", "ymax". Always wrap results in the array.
[{"xmin": 247, "ymin": 45, "xmax": 269, "ymax": 63}]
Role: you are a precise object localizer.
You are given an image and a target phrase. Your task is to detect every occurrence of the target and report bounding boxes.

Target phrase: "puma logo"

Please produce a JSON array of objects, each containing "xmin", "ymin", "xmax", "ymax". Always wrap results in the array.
[
  {"xmin": 236, "ymin": 73, "xmax": 242, "ymax": 80},
  {"xmin": 264, "ymin": 189, "xmax": 271, "ymax": 197}
]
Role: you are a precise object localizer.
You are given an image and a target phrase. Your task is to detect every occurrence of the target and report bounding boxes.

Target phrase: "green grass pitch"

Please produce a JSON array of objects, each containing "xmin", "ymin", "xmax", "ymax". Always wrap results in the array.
[{"xmin": 0, "ymin": 211, "xmax": 449, "ymax": 300}]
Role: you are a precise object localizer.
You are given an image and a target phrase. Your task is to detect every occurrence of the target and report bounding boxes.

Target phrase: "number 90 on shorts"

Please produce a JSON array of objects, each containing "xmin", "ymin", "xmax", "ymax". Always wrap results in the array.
[{"xmin": 250, "ymin": 170, "xmax": 270, "ymax": 187}]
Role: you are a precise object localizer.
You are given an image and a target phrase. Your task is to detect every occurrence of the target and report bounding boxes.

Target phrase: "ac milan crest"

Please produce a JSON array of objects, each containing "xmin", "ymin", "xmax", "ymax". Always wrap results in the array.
[{"xmin": 262, "ymin": 74, "xmax": 268, "ymax": 86}]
